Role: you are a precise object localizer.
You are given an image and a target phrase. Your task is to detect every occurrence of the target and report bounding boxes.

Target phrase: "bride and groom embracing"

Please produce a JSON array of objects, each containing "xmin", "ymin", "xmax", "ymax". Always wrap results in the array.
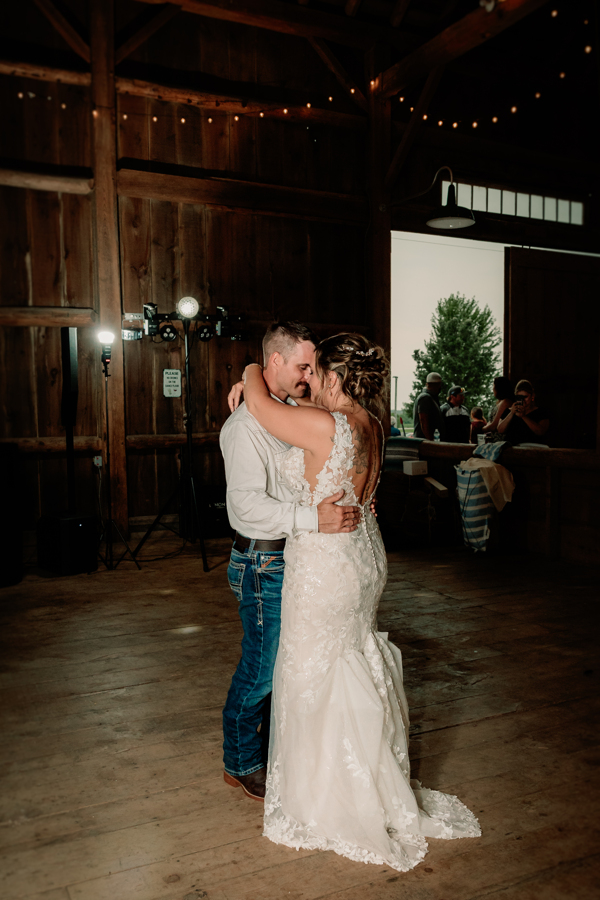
[{"xmin": 219, "ymin": 322, "xmax": 480, "ymax": 873}]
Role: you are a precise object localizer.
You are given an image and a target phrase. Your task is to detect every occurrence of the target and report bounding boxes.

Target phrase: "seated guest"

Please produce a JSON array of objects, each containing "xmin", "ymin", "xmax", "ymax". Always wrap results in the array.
[
  {"xmin": 390, "ymin": 415, "xmax": 401, "ymax": 436},
  {"xmin": 440, "ymin": 385, "xmax": 471, "ymax": 443},
  {"xmin": 483, "ymin": 376, "xmax": 514, "ymax": 436},
  {"xmin": 470, "ymin": 407, "xmax": 487, "ymax": 443},
  {"xmin": 413, "ymin": 372, "xmax": 443, "ymax": 440},
  {"xmin": 496, "ymin": 379, "xmax": 550, "ymax": 445}
]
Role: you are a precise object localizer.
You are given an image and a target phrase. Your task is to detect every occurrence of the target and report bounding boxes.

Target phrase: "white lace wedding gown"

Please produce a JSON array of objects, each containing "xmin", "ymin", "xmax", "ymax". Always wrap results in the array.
[{"xmin": 263, "ymin": 411, "xmax": 481, "ymax": 872}]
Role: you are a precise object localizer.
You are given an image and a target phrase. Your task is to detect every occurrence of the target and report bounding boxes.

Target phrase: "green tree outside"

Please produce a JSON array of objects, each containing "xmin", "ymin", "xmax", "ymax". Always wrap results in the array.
[{"xmin": 404, "ymin": 293, "xmax": 502, "ymax": 419}]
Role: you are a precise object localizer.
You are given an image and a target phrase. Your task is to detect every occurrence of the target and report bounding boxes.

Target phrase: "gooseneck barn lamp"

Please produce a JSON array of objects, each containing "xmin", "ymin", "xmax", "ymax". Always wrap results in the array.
[
  {"xmin": 96, "ymin": 330, "xmax": 140, "ymax": 572},
  {"xmin": 390, "ymin": 166, "xmax": 476, "ymax": 230}
]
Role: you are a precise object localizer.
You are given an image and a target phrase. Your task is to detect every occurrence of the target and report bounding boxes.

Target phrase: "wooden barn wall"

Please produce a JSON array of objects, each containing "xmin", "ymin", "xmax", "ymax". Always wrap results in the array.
[{"xmin": 0, "ymin": 8, "xmax": 368, "ymax": 530}]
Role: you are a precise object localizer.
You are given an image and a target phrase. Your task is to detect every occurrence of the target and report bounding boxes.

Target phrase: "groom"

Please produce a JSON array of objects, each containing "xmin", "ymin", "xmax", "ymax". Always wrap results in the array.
[{"xmin": 220, "ymin": 321, "xmax": 362, "ymax": 801}]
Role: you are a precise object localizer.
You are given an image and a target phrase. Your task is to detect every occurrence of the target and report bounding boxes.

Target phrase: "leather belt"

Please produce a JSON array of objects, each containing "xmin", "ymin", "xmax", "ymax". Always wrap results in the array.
[{"xmin": 234, "ymin": 532, "xmax": 286, "ymax": 553}]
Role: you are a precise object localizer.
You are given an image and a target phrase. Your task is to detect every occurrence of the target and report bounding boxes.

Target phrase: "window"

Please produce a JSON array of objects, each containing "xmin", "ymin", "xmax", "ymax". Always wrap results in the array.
[{"xmin": 441, "ymin": 181, "xmax": 584, "ymax": 226}]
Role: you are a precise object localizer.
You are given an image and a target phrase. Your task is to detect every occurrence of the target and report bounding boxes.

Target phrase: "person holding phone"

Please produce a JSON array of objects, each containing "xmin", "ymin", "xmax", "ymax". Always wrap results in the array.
[{"xmin": 496, "ymin": 379, "xmax": 550, "ymax": 445}]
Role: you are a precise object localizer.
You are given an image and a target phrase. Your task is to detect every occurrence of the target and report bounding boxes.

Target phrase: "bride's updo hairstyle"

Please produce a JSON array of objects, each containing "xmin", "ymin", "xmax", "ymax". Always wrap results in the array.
[{"xmin": 314, "ymin": 332, "xmax": 389, "ymax": 419}]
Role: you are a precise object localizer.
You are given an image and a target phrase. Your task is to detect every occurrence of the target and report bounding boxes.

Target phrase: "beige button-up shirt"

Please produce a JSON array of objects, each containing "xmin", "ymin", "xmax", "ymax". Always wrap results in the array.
[{"xmin": 220, "ymin": 399, "xmax": 318, "ymax": 541}]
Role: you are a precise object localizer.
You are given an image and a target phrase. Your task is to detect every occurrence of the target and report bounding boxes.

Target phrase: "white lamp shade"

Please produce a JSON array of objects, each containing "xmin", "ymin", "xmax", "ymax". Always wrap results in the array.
[{"xmin": 98, "ymin": 331, "xmax": 115, "ymax": 344}]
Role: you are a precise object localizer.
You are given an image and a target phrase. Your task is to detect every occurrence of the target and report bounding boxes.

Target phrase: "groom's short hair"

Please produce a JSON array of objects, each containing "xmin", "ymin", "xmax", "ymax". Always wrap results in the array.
[{"xmin": 263, "ymin": 321, "xmax": 318, "ymax": 364}]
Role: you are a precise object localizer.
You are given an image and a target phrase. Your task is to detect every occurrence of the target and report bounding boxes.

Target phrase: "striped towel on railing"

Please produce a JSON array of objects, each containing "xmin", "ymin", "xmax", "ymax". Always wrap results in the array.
[{"xmin": 455, "ymin": 466, "xmax": 495, "ymax": 552}]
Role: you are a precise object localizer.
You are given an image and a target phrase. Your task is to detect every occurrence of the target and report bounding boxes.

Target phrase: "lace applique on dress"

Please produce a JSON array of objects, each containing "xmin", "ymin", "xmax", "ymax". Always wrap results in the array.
[{"xmin": 264, "ymin": 412, "xmax": 481, "ymax": 873}]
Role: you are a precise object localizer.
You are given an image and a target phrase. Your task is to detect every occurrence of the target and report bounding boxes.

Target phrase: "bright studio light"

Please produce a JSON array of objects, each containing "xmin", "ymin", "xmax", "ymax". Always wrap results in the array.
[
  {"xmin": 98, "ymin": 331, "xmax": 115, "ymax": 344},
  {"xmin": 177, "ymin": 297, "xmax": 200, "ymax": 318}
]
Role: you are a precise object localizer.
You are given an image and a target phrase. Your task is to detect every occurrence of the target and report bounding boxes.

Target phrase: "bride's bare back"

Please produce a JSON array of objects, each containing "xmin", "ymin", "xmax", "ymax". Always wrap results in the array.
[{"xmin": 303, "ymin": 405, "xmax": 383, "ymax": 504}]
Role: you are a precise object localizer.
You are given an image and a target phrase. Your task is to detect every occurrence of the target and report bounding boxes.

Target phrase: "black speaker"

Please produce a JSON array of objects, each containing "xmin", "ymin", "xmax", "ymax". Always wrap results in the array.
[{"xmin": 37, "ymin": 514, "xmax": 99, "ymax": 575}]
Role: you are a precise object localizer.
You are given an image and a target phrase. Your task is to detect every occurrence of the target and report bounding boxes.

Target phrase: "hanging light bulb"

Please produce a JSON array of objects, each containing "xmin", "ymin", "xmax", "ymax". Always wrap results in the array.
[
  {"xmin": 259, "ymin": 112, "xmax": 264, "ymax": 117},
  {"xmin": 584, "ymin": 45, "xmax": 592, "ymax": 53},
  {"xmin": 472, "ymin": 121, "xmax": 478, "ymax": 128},
  {"xmin": 306, "ymin": 102, "xmax": 311, "ymax": 108},
  {"xmin": 17, "ymin": 91, "xmax": 24, "ymax": 99},
  {"xmin": 551, "ymin": 8, "xmax": 557, "ymax": 16},
  {"xmin": 61, "ymin": 102, "xmax": 66, "ymax": 109},
  {"xmin": 422, "ymin": 114, "xmax": 427, "ymax": 120},
  {"xmin": 399, "ymin": 96, "xmax": 404, "ymax": 102},
  {"xmin": 559, "ymin": 72, "xmax": 566, "ymax": 78},
  {"xmin": 152, "ymin": 116, "xmax": 157, "ymax": 122},
  {"xmin": 492, "ymin": 116, "xmax": 498, "ymax": 123},
  {"xmin": 438, "ymin": 120, "xmax": 443, "ymax": 126},
  {"xmin": 511, "ymin": 106, "xmax": 517, "ymax": 113},
  {"xmin": 283, "ymin": 108, "xmax": 288, "ymax": 114},
  {"xmin": 535, "ymin": 92, "xmax": 541, "ymax": 98},
  {"xmin": 328, "ymin": 96, "xmax": 333, "ymax": 102},
  {"xmin": 452, "ymin": 122, "xmax": 458, "ymax": 128},
  {"xmin": 350, "ymin": 89, "xmax": 355, "ymax": 94},
  {"xmin": 180, "ymin": 117, "xmax": 186, "ymax": 123},
  {"xmin": 208, "ymin": 117, "xmax": 213, "ymax": 123},
  {"xmin": 234, "ymin": 115, "xmax": 239, "ymax": 121},
  {"xmin": 122, "ymin": 114, "xmax": 128, "ymax": 120}
]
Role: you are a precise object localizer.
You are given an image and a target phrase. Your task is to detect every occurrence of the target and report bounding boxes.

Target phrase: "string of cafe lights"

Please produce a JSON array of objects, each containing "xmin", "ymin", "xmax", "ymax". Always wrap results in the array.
[
  {"xmin": 394, "ymin": 6, "xmax": 593, "ymax": 133},
  {"xmin": 12, "ymin": 6, "xmax": 593, "ymax": 129}
]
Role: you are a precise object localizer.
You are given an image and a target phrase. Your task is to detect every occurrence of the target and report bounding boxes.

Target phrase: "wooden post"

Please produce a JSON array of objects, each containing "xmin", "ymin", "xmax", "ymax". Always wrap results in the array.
[
  {"xmin": 90, "ymin": 0, "xmax": 129, "ymax": 535},
  {"xmin": 366, "ymin": 48, "xmax": 391, "ymax": 430}
]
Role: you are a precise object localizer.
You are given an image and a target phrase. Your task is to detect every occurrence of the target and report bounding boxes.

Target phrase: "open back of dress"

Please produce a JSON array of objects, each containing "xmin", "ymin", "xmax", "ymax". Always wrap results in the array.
[{"xmin": 264, "ymin": 412, "xmax": 480, "ymax": 872}]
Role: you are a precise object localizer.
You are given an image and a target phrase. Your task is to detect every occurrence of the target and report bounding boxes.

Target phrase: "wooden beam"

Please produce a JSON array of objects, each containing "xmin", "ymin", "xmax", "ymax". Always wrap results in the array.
[
  {"xmin": 117, "ymin": 168, "xmax": 367, "ymax": 223},
  {"xmin": 126, "ymin": 433, "xmax": 220, "ymax": 450},
  {"xmin": 33, "ymin": 0, "xmax": 91, "ymax": 63},
  {"xmin": 0, "ymin": 59, "xmax": 90, "ymax": 85},
  {"xmin": 384, "ymin": 66, "xmax": 443, "ymax": 189},
  {"xmin": 116, "ymin": 75, "xmax": 365, "ymax": 127},
  {"xmin": 0, "ymin": 436, "xmax": 102, "ymax": 453},
  {"xmin": 136, "ymin": 0, "xmax": 410, "ymax": 49},
  {"xmin": 344, "ymin": 0, "xmax": 362, "ymax": 15},
  {"xmin": 0, "ymin": 307, "xmax": 98, "ymax": 327},
  {"xmin": 380, "ymin": 0, "xmax": 550, "ymax": 97},
  {"xmin": 0, "ymin": 61, "xmax": 364, "ymax": 127},
  {"xmin": 90, "ymin": 0, "xmax": 129, "ymax": 535},
  {"xmin": 115, "ymin": 5, "xmax": 181, "ymax": 65},
  {"xmin": 366, "ymin": 48, "xmax": 391, "ymax": 430},
  {"xmin": 0, "ymin": 168, "xmax": 93, "ymax": 194},
  {"xmin": 390, "ymin": 0, "xmax": 411, "ymax": 28},
  {"xmin": 307, "ymin": 39, "xmax": 368, "ymax": 113}
]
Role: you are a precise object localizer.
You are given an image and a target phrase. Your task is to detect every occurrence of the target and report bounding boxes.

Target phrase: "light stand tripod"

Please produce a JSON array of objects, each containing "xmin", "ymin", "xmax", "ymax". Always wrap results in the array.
[
  {"xmin": 129, "ymin": 318, "xmax": 209, "ymax": 571},
  {"xmin": 98, "ymin": 339, "xmax": 140, "ymax": 571}
]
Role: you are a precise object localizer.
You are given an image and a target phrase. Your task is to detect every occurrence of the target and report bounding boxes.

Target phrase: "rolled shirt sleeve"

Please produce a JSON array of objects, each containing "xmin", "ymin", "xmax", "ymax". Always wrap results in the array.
[{"xmin": 220, "ymin": 404, "xmax": 318, "ymax": 541}]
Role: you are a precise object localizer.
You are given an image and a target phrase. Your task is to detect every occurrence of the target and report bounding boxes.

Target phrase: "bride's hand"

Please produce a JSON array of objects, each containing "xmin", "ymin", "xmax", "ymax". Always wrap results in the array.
[{"xmin": 228, "ymin": 381, "xmax": 244, "ymax": 412}]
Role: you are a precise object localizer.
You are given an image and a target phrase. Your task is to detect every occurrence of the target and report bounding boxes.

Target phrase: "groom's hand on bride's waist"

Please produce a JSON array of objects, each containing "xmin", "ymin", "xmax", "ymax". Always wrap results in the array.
[{"xmin": 317, "ymin": 490, "xmax": 361, "ymax": 533}]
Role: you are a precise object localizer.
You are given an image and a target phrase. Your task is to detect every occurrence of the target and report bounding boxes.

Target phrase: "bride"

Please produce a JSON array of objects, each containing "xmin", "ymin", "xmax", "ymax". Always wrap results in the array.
[{"xmin": 241, "ymin": 332, "xmax": 481, "ymax": 873}]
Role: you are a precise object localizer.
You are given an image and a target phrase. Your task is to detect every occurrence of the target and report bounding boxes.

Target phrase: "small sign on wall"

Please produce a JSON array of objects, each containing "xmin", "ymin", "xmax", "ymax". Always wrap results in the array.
[{"xmin": 163, "ymin": 369, "xmax": 182, "ymax": 398}]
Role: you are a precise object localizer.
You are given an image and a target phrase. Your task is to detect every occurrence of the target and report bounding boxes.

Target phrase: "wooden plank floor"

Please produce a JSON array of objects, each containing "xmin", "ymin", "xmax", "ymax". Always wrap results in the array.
[{"xmin": 1, "ymin": 536, "xmax": 599, "ymax": 900}]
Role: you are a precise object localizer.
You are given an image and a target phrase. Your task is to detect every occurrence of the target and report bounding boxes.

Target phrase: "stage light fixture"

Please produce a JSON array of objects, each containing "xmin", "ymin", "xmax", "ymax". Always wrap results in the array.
[
  {"xmin": 159, "ymin": 322, "xmax": 178, "ymax": 342},
  {"xmin": 97, "ymin": 331, "xmax": 115, "ymax": 364},
  {"xmin": 143, "ymin": 302, "xmax": 160, "ymax": 335},
  {"xmin": 177, "ymin": 296, "xmax": 200, "ymax": 319}
]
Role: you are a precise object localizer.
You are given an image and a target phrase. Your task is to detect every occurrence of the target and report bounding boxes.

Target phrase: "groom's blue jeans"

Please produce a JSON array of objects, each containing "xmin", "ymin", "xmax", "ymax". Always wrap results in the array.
[{"xmin": 222, "ymin": 542, "xmax": 285, "ymax": 777}]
